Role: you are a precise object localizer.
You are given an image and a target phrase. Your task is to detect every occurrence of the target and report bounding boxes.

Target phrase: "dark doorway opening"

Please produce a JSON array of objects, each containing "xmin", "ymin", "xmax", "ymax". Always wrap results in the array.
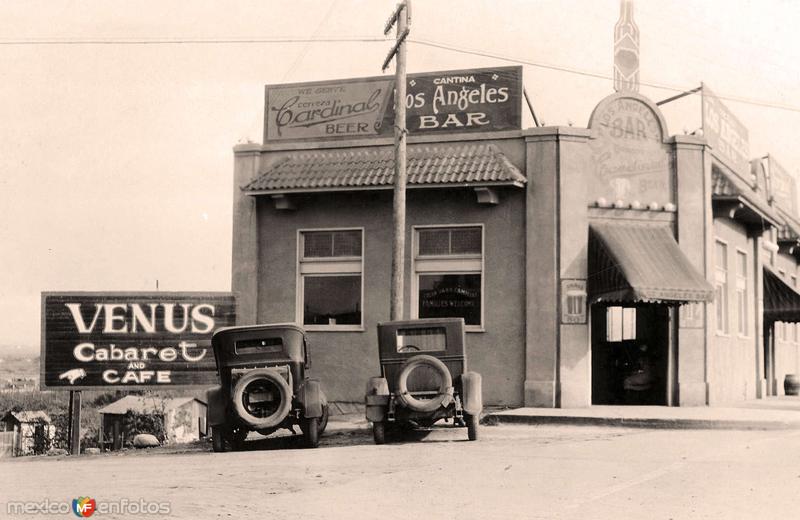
[{"xmin": 591, "ymin": 304, "xmax": 672, "ymax": 405}]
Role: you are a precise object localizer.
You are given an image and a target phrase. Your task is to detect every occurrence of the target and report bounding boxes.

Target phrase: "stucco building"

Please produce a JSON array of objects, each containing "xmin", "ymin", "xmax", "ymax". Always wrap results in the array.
[{"xmin": 229, "ymin": 67, "xmax": 800, "ymax": 408}]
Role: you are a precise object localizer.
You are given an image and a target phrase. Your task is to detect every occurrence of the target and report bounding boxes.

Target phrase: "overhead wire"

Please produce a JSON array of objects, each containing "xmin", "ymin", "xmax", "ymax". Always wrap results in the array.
[{"xmin": 0, "ymin": 34, "xmax": 798, "ymax": 113}]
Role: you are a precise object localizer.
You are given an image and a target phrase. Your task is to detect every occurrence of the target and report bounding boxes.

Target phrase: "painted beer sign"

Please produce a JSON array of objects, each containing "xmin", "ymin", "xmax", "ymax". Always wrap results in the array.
[
  {"xmin": 41, "ymin": 292, "xmax": 236, "ymax": 389},
  {"xmin": 588, "ymin": 93, "xmax": 673, "ymax": 206},
  {"xmin": 264, "ymin": 66, "xmax": 522, "ymax": 141}
]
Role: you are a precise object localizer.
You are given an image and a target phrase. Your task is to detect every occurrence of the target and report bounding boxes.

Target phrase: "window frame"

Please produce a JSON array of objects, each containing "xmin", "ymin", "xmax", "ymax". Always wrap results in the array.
[
  {"xmin": 411, "ymin": 223, "xmax": 485, "ymax": 332},
  {"xmin": 735, "ymin": 248, "xmax": 749, "ymax": 338},
  {"xmin": 296, "ymin": 227, "xmax": 365, "ymax": 332},
  {"xmin": 714, "ymin": 239, "xmax": 729, "ymax": 336}
]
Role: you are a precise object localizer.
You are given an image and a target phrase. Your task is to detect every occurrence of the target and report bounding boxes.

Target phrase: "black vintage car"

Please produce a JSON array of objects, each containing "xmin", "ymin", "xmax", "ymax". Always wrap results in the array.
[
  {"xmin": 365, "ymin": 318, "xmax": 483, "ymax": 443},
  {"xmin": 206, "ymin": 323, "xmax": 328, "ymax": 452}
]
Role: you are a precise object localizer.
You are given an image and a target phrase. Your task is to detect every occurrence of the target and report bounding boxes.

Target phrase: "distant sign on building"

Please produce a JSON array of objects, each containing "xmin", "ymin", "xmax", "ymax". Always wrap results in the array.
[
  {"xmin": 701, "ymin": 83, "xmax": 751, "ymax": 179},
  {"xmin": 264, "ymin": 66, "xmax": 522, "ymax": 142},
  {"xmin": 769, "ymin": 156, "xmax": 798, "ymax": 216},
  {"xmin": 41, "ymin": 292, "xmax": 236, "ymax": 390}
]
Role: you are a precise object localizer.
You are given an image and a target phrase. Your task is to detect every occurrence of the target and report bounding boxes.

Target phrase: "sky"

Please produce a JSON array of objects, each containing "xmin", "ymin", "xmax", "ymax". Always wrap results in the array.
[{"xmin": 1, "ymin": 0, "xmax": 799, "ymax": 351}]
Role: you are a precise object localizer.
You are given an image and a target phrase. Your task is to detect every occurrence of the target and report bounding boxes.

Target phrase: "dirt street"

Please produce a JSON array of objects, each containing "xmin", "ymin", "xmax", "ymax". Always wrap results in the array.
[{"xmin": 2, "ymin": 422, "xmax": 800, "ymax": 519}]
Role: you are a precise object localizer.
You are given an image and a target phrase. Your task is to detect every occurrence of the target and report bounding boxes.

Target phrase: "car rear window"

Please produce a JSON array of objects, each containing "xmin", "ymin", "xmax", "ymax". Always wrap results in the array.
[
  {"xmin": 235, "ymin": 337, "xmax": 284, "ymax": 355},
  {"xmin": 396, "ymin": 327, "xmax": 447, "ymax": 353}
]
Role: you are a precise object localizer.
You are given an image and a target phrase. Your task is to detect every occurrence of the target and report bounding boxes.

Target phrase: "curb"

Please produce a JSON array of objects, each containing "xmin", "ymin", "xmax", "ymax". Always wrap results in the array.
[{"xmin": 484, "ymin": 413, "xmax": 800, "ymax": 431}]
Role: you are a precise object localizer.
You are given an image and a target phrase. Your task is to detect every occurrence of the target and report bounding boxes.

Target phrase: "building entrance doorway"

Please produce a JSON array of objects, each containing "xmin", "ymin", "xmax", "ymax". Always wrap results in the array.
[{"xmin": 591, "ymin": 304, "xmax": 673, "ymax": 405}]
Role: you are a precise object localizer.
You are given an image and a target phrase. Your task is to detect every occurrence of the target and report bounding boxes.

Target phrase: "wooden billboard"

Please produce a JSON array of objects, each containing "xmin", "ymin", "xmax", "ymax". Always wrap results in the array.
[
  {"xmin": 41, "ymin": 292, "xmax": 236, "ymax": 390},
  {"xmin": 264, "ymin": 66, "xmax": 522, "ymax": 142}
]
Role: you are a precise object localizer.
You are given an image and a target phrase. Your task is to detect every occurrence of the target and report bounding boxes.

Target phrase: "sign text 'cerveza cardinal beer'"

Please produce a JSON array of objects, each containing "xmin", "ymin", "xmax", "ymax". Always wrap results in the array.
[
  {"xmin": 41, "ymin": 292, "xmax": 236, "ymax": 389},
  {"xmin": 264, "ymin": 66, "xmax": 522, "ymax": 142}
]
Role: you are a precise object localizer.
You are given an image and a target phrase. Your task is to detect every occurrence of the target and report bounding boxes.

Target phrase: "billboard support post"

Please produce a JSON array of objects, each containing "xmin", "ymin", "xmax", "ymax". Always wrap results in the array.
[{"xmin": 69, "ymin": 390, "xmax": 81, "ymax": 455}]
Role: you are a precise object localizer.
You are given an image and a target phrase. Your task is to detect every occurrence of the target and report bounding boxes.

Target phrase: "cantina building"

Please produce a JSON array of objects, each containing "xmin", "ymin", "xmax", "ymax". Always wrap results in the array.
[{"xmin": 229, "ymin": 66, "xmax": 800, "ymax": 408}]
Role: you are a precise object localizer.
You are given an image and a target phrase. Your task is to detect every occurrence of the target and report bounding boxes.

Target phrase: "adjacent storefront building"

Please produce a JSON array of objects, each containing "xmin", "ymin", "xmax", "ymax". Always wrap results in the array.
[{"xmin": 230, "ymin": 66, "xmax": 800, "ymax": 408}]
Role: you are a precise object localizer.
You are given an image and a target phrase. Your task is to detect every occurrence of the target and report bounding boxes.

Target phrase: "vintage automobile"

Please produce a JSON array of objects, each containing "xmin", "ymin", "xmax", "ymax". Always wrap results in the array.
[
  {"xmin": 365, "ymin": 318, "xmax": 482, "ymax": 443},
  {"xmin": 206, "ymin": 323, "xmax": 329, "ymax": 452}
]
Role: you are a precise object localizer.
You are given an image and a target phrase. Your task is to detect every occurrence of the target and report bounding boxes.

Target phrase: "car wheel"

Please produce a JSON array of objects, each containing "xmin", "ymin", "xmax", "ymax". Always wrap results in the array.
[
  {"xmin": 372, "ymin": 421, "xmax": 386, "ymax": 445},
  {"xmin": 303, "ymin": 417, "xmax": 320, "ymax": 448},
  {"xmin": 211, "ymin": 426, "xmax": 226, "ymax": 453},
  {"xmin": 318, "ymin": 403, "xmax": 329, "ymax": 436},
  {"xmin": 465, "ymin": 413, "xmax": 479, "ymax": 441}
]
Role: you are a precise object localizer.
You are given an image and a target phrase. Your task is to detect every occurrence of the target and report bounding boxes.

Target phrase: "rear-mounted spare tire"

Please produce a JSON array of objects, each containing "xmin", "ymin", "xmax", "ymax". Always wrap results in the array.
[
  {"xmin": 396, "ymin": 354, "xmax": 453, "ymax": 413},
  {"xmin": 232, "ymin": 368, "xmax": 292, "ymax": 429}
]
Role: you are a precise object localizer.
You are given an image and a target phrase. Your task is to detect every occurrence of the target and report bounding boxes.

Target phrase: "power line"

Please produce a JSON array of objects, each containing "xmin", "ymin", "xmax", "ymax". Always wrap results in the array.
[
  {"xmin": 1, "ymin": 33, "xmax": 798, "ymax": 114},
  {"xmin": 281, "ymin": 0, "xmax": 341, "ymax": 82},
  {"xmin": 0, "ymin": 36, "xmax": 388, "ymax": 45},
  {"xmin": 409, "ymin": 37, "xmax": 800, "ymax": 114}
]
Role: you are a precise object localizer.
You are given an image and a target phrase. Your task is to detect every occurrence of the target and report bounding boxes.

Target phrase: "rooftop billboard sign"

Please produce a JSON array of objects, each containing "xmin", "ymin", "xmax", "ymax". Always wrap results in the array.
[
  {"xmin": 769, "ymin": 156, "xmax": 798, "ymax": 216},
  {"xmin": 701, "ymin": 83, "xmax": 751, "ymax": 179},
  {"xmin": 41, "ymin": 292, "xmax": 236, "ymax": 390},
  {"xmin": 264, "ymin": 66, "xmax": 522, "ymax": 142}
]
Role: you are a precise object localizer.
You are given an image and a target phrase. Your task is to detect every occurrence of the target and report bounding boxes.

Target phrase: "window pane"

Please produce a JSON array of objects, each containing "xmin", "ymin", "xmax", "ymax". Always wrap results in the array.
[
  {"xmin": 418, "ymin": 274, "xmax": 481, "ymax": 325},
  {"xmin": 606, "ymin": 306, "xmax": 622, "ymax": 342},
  {"xmin": 303, "ymin": 275, "xmax": 361, "ymax": 325},
  {"xmin": 716, "ymin": 284, "xmax": 727, "ymax": 333},
  {"xmin": 737, "ymin": 251, "xmax": 747, "ymax": 278},
  {"xmin": 715, "ymin": 241, "xmax": 727, "ymax": 270},
  {"xmin": 622, "ymin": 308, "xmax": 636, "ymax": 340},
  {"xmin": 304, "ymin": 230, "xmax": 362, "ymax": 258},
  {"xmin": 236, "ymin": 337, "xmax": 283, "ymax": 355},
  {"xmin": 303, "ymin": 232, "xmax": 333, "ymax": 258},
  {"xmin": 450, "ymin": 227, "xmax": 482, "ymax": 254},
  {"xmin": 396, "ymin": 327, "xmax": 446, "ymax": 352},
  {"xmin": 737, "ymin": 290, "xmax": 747, "ymax": 335},
  {"xmin": 332, "ymin": 231, "xmax": 362, "ymax": 257},
  {"xmin": 418, "ymin": 229, "xmax": 450, "ymax": 255}
]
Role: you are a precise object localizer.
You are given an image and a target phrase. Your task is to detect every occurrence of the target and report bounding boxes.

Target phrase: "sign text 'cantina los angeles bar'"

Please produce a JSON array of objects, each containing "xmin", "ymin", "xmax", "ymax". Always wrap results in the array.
[{"xmin": 230, "ymin": 52, "xmax": 800, "ymax": 408}]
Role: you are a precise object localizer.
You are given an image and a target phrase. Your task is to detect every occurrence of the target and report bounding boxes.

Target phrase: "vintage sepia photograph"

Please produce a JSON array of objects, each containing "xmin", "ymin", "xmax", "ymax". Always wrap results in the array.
[{"xmin": 1, "ymin": 1, "xmax": 800, "ymax": 518}]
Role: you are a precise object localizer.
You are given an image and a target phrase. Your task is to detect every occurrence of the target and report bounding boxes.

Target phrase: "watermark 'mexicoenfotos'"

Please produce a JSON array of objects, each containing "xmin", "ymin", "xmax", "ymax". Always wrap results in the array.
[{"xmin": 6, "ymin": 497, "xmax": 171, "ymax": 517}]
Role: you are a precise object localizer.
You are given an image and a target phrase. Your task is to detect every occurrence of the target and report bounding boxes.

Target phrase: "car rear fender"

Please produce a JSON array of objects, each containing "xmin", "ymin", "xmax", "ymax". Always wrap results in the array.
[
  {"xmin": 299, "ymin": 378, "xmax": 324, "ymax": 418},
  {"xmin": 365, "ymin": 377, "xmax": 390, "ymax": 422},
  {"xmin": 460, "ymin": 372, "xmax": 483, "ymax": 416},
  {"xmin": 206, "ymin": 385, "xmax": 227, "ymax": 426}
]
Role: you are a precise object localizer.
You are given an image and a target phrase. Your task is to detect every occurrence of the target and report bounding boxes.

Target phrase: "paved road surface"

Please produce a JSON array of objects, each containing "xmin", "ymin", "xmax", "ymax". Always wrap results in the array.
[{"xmin": 3, "ymin": 424, "xmax": 799, "ymax": 519}]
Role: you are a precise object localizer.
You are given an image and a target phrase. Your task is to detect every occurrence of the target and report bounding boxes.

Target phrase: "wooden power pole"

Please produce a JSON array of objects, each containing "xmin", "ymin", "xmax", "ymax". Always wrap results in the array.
[{"xmin": 383, "ymin": 0, "xmax": 411, "ymax": 321}]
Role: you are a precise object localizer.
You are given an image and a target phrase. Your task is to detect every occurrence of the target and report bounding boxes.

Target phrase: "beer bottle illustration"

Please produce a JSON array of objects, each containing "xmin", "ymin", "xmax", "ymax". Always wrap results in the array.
[{"xmin": 614, "ymin": 0, "xmax": 640, "ymax": 93}]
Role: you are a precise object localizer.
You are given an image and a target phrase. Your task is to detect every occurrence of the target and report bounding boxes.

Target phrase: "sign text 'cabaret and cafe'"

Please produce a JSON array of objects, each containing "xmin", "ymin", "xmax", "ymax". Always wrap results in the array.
[
  {"xmin": 264, "ymin": 66, "xmax": 522, "ymax": 141},
  {"xmin": 41, "ymin": 293, "xmax": 235, "ymax": 389}
]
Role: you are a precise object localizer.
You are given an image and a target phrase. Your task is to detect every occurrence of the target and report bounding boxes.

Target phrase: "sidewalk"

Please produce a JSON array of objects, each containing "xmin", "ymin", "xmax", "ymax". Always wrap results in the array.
[{"xmin": 485, "ymin": 396, "xmax": 800, "ymax": 430}]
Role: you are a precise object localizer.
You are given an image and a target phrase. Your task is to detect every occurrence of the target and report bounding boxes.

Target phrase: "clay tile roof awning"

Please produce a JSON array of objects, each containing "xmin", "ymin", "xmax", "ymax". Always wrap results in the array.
[
  {"xmin": 763, "ymin": 267, "xmax": 800, "ymax": 323},
  {"xmin": 588, "ymin": 222, "xmax": 714, "ymax": 304},
  {"xmin": 243, "ymin": 143, "xmax": 526, "ymax": 195}
]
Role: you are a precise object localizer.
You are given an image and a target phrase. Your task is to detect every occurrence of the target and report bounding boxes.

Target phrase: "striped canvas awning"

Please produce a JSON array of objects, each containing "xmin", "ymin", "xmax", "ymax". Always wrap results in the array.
[
  {"xmin": 243, "ymin": 143, "xmax": 526, "ymax": 195},
  {"xmin": 588, "ymin": 222, "xmax": 714, "ymax": 304},
  {"xmin": 763, "ymin": 267, "xmax": 800, "ymax": 323}
]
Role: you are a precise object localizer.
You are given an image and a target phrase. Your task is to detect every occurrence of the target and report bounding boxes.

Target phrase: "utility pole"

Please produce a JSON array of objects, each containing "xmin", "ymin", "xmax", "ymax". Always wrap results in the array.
[{"xmin": 383, "ymin": 1, "xmax": 411, "ymax": 321}]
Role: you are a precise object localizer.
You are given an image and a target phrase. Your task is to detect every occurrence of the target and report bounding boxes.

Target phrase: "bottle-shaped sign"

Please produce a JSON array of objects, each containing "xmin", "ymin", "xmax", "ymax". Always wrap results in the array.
[{"xmin": 613, "ymin": 0, "xmax": 640, "ymax": 93}]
